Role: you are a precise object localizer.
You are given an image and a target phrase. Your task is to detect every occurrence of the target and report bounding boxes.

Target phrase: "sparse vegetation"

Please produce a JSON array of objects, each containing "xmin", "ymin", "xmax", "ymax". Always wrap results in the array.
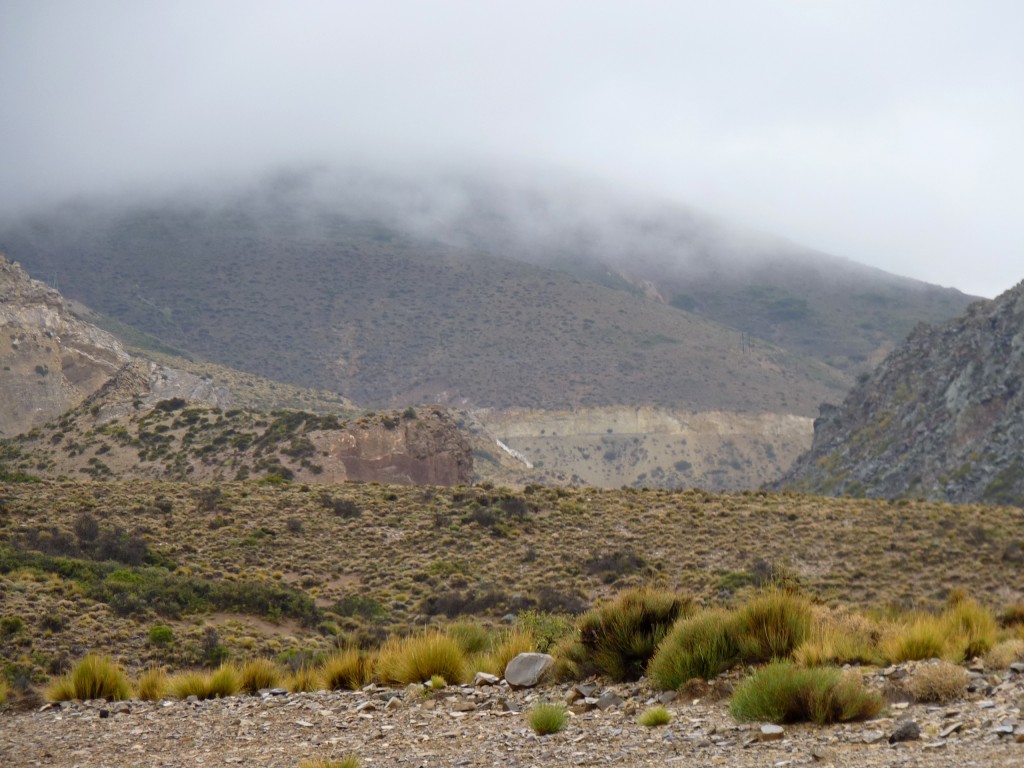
[
  {"xmin": 907, "ymin": 660, "xmax": 969, "ymax": 703},
  {"xmin": 527, "ymin": 702, "xmax": 568, "ymax": 735},
  {"xmin": 637, "ymin": 705, "xmax": 672, "ymax": 727}
]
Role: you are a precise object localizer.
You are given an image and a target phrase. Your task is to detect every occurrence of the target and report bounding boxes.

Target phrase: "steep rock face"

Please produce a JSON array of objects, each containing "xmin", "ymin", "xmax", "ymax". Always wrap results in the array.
[
  {"xmin": 779, "ymin": 280, "xmax": 1024, "ymax": 505},
  {"xmin": 0, "ymin": 257, "xmax": 131, "ymax": 436},
  {"xmin": 309, "ymin": 411, "xmax": 473, "ymax": 485}
]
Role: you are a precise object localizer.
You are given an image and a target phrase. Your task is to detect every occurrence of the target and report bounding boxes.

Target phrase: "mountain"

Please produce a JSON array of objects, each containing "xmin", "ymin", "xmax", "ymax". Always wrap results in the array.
[
  {"xmin": 779, "ymin": 279, "xmax": 1024, "ymax": 505},
  {"xmin": 0, "ymin": 255, "xmax": 472, "ymax": 486}
]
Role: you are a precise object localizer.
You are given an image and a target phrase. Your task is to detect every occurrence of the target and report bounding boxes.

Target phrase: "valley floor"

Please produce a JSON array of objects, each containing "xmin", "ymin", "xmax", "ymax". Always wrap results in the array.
[{"xmin": 4, "ymin": 673, "xmax": 1023, "ymax": 768}]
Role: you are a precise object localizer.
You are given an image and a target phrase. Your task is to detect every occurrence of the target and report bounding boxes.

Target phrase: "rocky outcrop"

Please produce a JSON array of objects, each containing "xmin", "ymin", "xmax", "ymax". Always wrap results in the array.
[
  {"xmin": 308, "ymin": 410, "xmax": 473, "ymax": 485},
  {"xmin": 779, "ymin": 279, "xmax": 1024, "ymax": 505},
  {"xmin": 0, "ymin": 257, "xmax": 131, "ymax": 436}
]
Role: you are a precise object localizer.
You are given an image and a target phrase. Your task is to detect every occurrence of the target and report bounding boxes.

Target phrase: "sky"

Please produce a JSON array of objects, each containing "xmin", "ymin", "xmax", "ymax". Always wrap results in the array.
[{"xmin": 1, "ymin": 1, "xmax": 1022, "ymax": 298}]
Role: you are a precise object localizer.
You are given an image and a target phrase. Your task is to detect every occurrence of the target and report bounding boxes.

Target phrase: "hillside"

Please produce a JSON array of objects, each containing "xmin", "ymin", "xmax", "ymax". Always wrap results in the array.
[
  {"xmin": 779, "ymin": 280, "xmax": 1024, "ymax": 505},
  {"xmin": 0, "ymin": 169, "xmax": 974, "ymax": 414}
]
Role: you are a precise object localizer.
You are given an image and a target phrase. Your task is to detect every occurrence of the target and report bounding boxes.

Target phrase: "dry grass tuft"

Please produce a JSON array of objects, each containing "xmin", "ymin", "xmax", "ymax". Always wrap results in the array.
[
  {"xmin": 135, "ymin": 666, "xmax": 169, "ymax": 701},
  {"xmin": 375, "ymin": 632, "xmax": 468, "ymax": 686},
  {"xmin": 983, "ymin": 638, "xmax": 1024, "ymax": 670},
  {"xmin": 46, "ymin": 654, "xmax": 132, "ymax": 702},
  {"xmin": 297, "ymin": 757, "xmax": 360, "ymax": 768},
  {"xmin": 322, "ymin": 648, "xmax": 373, "ymax": 691},
  {"xmin": 881, "ymin": 613, "xmax": 949, "ymax": 662},
  {"xmin": 794, "ymin": 607, "xmax": 886, "ymax": 667},
  {"xmin": 907, "ymin": 660, "xmax": 968, "ymax": 703},
  {"xmin": 239, "ymin": 657, "xmax": 282, "ymax": 694},
  {"xmin": 285, "ymin": 665, "xmax": 322, "ymax": 693}
]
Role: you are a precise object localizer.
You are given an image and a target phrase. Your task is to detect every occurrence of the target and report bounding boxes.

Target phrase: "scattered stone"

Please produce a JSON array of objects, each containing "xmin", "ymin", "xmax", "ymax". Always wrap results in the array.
[
  {"xmin": 595, "ymin": 691, "xmax": 624, "ymax": 711},
  {"xmin": 355, "ymin": 701, "xmax": 376, "ymax": 713},
  {"xmin": 98, "ymin": 709, "xmax": 110, "ymax": 719},
  {"xmin": 473, "ymin": 672, "xmax": 500, "ymax": 687},
  {"xmin": 978, "ymin": 699, "xmax": 996, "ymax": 709},
  {"xmin": 268, "ymin": 688, "xmax": 288, "ymax": 696},
  {"xmin": 759, "ymin": 724, "xmax": 785, "ymax": 741},
  {"xmin": 888, "ymin": 720, "xmax": 920, "ymax": 743},
  {"xmin": 112, "ymin": 702, "xmax": 131, "ymax": 715},
  {"xmin": 575, "ymin": 682, "xmax": 598, "ymax": 697},
  {"xmin": 657, "ymin": 691, "xmax": 676, "ymax": 705},
  {"xmin": 993, "ymin": 724, "xmax": 1016, "ymax": 736},
  {"xmin": 939, "ymin": 722, "xmax": 964, "ymax": 738},
  {"xmin": 809, "ymin": 747, "xmax": 828, "ymax": 761},
  {"xmin": 1010, "ymin": 662, "xmax": 1024, "ymax": 674},
  {"xmin": 295, "ymin": 720, "xmax": 314, "ymax": 728},
  {"xmin": 922, "ymin": 741, "xmax": 947, "ymax": 750},
  {"xmin": 861, "ymin": 730, "xmax": 885, "ymax": 744},
  {"xmin": 504, "ymin": 653, "xmax": 554, "ymax": 688},
  {"xmin": 384, "ymin": 697, "xmax": 402, "ymax": 711}
]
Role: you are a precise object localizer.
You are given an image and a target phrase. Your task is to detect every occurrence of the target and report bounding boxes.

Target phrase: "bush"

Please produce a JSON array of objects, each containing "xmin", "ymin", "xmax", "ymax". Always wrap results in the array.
[
  {"xmin": 730, "ymin": 661, "xmax": 882, "ymax": 724},
  {"xmin": 136, "ymin": 666, "xmax": 169, "ymax": 701},
  {"xmin": 447, "ymin": 621, "xmax": 492, "ymax": 655},
  {"xmin": 517, "ymin": 610, "xmax": 575, "ymax": 652},
  {"xmin": 528, "ymin": 702, "xmax": 568, "ymax": 735},
  {"xmin": 322, "ymin": 648, "xmax": 373, "ymax": 691},
  {"xmin": 148, "ymin": 624, "xmax": 174, "ymax": 645},
  {"xmin": 375, "ymin": 633, "xmax": 468, "ymax": 686},
  {"xmin": 793, "ymin": 608, "xmax": 885, "ymax": 667},
  {"xmin": 647, "ymin": 609, "xmax": 737, "ymax": 689},
  {"xmin": 576, "ymin": 587, "xmax": 692, "ymax": 681},
  {"xmin": 907, "ymin": 660, "xmax": 968, "ymax": 703},
  {"xmin": 46, "ymin": 655, "xmax": 132, "ymax": 702},
  {"xmin": 984, "ymin": 638, "xmax": 1024, "ymax": 669},
  {"xmin": 732, "ymin": 588, "xmax": 813, "ymax": 663},
  {"xmin": 638, "ymin": 705, "xmax": 672, "ymax": 727},
  {"xmin": 239, "ymin": 658, "xmax": 281, "ymax": 694}
]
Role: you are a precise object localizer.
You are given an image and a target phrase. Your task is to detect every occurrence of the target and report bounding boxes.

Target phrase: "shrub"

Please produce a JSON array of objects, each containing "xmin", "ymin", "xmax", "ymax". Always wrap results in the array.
[
  {"xmin": 148, "ymin": 624, "xmax": 174, "ymax": 645},
  {"xmin": 984, "ymin": 638, "xmax": 1024, "ymax": 669},
  {"xmin": 136, "ymin": 666, "xmax": 169, "ymax": 701},
  {"xmin": 882, "ymin": 613, "xmax": 948, "ymax": 662},
  {"xmin": 375, "ymin": 633, "xmax": 468, "ymax": 686},
  {"xmin": 730, "ymin": 661, "xmax": 882, "ymax": 724},
  {"xmin": 942, "ymin": 597, "xmax": 997, "ymax": 660},
  {"xmin": 322, "ymin": 648, "xmax": 372, "ymax": 691},
  {"xmin": 528, "ymin": 702, "xmax": 568, "ymax": 735},
  {"xmin": 0, "ymin": 678, "xmax": 9, "ymax": 705},
  {"xmin": 517, "ymin": 610, "xmax": 574, "ymax": 652},
  {"xmin": 907, "ymin": 660, "xmax": 968, "ymax": 703},
  {"xmin": 999, "ymin": 601, "xmax": 1024, "ymax": 628},
  {"xmin": 638, "ymin": 705, "xmax": 672, "ymax": 727},
  {"xmin": 239, "ymin": 658, "xmax": 281, "ymax": 694},
  {"xmin": 298, "ymin": 757, "xmax": 360, "ymax": 768},
  {"xmin": 732, "ymin": 588, "xmax": 813, "ymax": 664},
  {"xmin": 46, "ymin": 654, "xmax": 132, "ymax": 702},
  {"xmin": 647, "ymin": 609, "xmax": 737, "ymax": 689},
  {"xmin": 576, "ymin": 587, "xmax": 692, "ymax": 681}
]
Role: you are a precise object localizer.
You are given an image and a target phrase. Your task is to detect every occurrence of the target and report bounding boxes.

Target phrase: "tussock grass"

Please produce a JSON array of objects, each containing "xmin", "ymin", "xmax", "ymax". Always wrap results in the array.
[
  {"xmin": 730, "ymin": 661, "xmax": 882, "ymax": 724},
  {"xmin": 447, "ymin": 621, "xmax": 491, "ymax": 655},
  {"xmin": 882, "ymin": 613, "xmax": 949, "ymax": 662},
  {"xmin": 647, "ymin": 609, "xmax": 737, "ymax": 689},
  {"xmin": 942, "ymin": 597, "xmax": 997, "ymax": 660},
  {"xmin": 478, "ymin": 627, "xmax": 536, "ymax": 677},
  {"xmin": 528, "ymin": 702, "xmax": 568, "ymax": 734},
  {"xmin": 285, "ymin": 665, "xmax": 322, "ymax": 693},
  {"xmin": 322, "ymin": 648, "xmax": 373, "ymax": 691},
  {"xmin": 794, "ymin": 607, "xmax": 886, "ymax": 667},
  {"xmin": 907, "ymin": 660, "xmax": 968, "ymax": 703},
  {"xmin": 577, "ymin": 587, "xmax": 691, "ymax": 681},
  {"xmin": 732, "ymin": 588, "xmax": 813, "ymax": 663},
  {"xmin": 46, "ymin": 654, "xmax": 132, "ymax": 702},
  {"xmin": 239, "ymin": 657, "xmax": 282, "ymax": 694},
  {"xmin": 208, "ymin": 663, "xmax": 241, "ymax": 698},
  {"xmin": 375, "ymin": 632, "xmax": 468, "ymax": 686},
  {"xmin": 135, "ymin": 666, "xmax": 169, "ymax": 701},
  {"xmin": 169, "ymin": 664, "xmax": 241, "ymax": 699},
  {"xmin": 638, "ymin": 705, "xmax": 672, "ymax": 727}
]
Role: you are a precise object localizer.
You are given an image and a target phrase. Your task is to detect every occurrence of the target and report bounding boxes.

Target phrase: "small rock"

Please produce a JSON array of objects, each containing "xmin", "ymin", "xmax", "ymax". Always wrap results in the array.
[
  {"xmin": 922, "ymin": 741, "xmax": 947, "ymax": 751},
  {"xmin": 809, "ymin": 747, "xmax": 828, "ymax": 761},
  {"xmin": 978, "ymin": 700, "xmax": 996, "ymax": 709},
  {"xmin": 596, "ymin": 690, "xmax": 624, "ymax": 710},
  {"xmin": 759, "ymin": 724, "xmax": 785, "ymax": 741},
  {"xmin": 504, "ymin": 653, "xmax": 554, "ymax": 688},
  {"xmin": 384, "ymin": 697, "xmax": 402, "ymax": 711},
  {"xmin": 888, "ymin": 721, "xmax": 920, "ymax": 743},
  {"xmin": 861, "ymin": 730, "xmax": 886, "ymax": 744},
  {"xmin": 992, "ymin": 724, "xmax": 1015, "ymax": 736},
  {"xmin": 295, "ymin": 720, "xmax": 314, "ymax": 728},
  {"xmin": 112, "ymin": 702, "xmax": 131, "ymax": 715},
  {"xmin": 1015, "ymin": 733, "xmax": 1024, "ymax": 744},
  {"xmin": 355, "ymin": 701, "xmax": 376, "ymax": 713},
  {"xmin": 939, "ymin": 722, "xmax": 964, "ymax": 738},
  {"xmin": 1009, "ymin": 662, "xmax": 1024, "ymax": 674},
  {"xmin": 268, "ymin": 688, "xmax": 288, "ymax": 696},
  {"xmin": 658, "ymin": 691, "xmax": 677, "ymax": 705},
  {"xmin": 98, "ymin": 709, "xmax": 110, "ymax": 719},
  {"xmin": 473, "ymin": 672, "xmax": 500, "ymax": 687}
]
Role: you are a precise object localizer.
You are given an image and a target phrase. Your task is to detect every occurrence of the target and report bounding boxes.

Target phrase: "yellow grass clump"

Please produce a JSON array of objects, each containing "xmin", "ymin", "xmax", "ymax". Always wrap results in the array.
[
  {"xmin": 375, "ymin": 632, "xmax": 468, "ymax": 686},
  {"xmin": 46, "ymin": 654, "xmax": 132, "ymax": 702}
]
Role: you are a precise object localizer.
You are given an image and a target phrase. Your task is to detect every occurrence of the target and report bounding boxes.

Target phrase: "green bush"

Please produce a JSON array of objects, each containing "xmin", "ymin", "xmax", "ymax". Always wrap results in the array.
[
  {"xmin": 576, "ymin": 587, "xmax": 692, "ymax": 681},
  {"xmin": 46, "ymin": 654, "xmax": 132, "ymax": 702},
  {"xmin": 730, "ymin": 661, "xmax": 882, "ymax": 724},
  {"xmin": 647, "ymin": 608, "xmax": 737, "ymax": 689},
  {"xmin": 528, "ymin": 702, "xmax": 568, "ymax": 735},
  {"xmin": 148, "ymin": 624, "xmax": 174, "ymax": 645},
  {"xmin": 732, "ymin": 588, "xmax": 813, "ymax": 663}
]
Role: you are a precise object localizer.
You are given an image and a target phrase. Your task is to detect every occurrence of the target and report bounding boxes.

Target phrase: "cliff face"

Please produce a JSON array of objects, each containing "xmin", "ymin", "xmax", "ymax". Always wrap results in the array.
[
  {"xmin": 0, "ymin": 257, "xmax": 131, "ymax": 436},
  {"xmin": 779, "ymin": 279, "xmax": 1024, "ymax": 506}
]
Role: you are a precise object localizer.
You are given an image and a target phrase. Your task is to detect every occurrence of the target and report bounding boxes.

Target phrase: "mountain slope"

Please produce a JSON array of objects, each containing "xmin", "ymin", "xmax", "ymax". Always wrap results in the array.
[{"xmin": 779, "ymin": 279, "xmax": 1024, "ymax": 505}]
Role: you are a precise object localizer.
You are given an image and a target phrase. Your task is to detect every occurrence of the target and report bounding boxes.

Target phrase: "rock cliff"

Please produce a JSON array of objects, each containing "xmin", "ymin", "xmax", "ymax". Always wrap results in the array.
[{"xmin": 779, "ymin": 279, "xmax": 1024, "ymax": 505}]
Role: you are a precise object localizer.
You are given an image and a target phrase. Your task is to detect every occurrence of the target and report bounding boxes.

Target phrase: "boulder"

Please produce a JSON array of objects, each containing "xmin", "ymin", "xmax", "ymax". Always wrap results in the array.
[{"xmin": 504, "ymin": 653, "xmax": 554, "ymax": 688}]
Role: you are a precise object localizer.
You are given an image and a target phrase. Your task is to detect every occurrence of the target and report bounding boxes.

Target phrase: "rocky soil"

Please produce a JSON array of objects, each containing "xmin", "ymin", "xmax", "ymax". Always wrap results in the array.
[{"xmin": 4, "ymin": 663, "xmax": 1023, "ymax": 768}]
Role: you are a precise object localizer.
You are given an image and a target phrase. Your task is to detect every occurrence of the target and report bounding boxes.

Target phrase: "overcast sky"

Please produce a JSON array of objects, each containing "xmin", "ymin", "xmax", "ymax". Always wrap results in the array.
[{"xmin": 1, "ymin": 1, "xmax": 1022, "ymax": 297}]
